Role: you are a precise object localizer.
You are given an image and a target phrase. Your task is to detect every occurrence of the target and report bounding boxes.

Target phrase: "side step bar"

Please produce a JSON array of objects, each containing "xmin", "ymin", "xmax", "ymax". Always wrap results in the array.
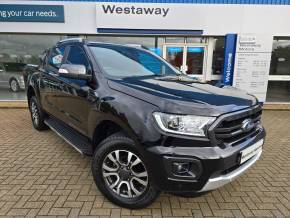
[{"xmin": 44, "ymin": 117, "xmax": 93, "ymax": 155}]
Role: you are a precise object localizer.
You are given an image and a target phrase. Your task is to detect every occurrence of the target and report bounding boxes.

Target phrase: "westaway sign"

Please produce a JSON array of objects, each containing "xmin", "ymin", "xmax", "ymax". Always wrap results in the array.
[
  {"xmin": 96, "ymin": 3, "xmax": 203, "ymax": 35},
  {"xmin": 101, "ymin": 5, "xmax": 170, "ymax": 17}
]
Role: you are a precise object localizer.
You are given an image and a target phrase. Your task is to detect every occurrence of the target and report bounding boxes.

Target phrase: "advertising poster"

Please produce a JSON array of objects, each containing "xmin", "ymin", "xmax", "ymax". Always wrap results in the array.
[{"xmin": 232, "ymin": 34, "xmax": 273, "ymax": 102}]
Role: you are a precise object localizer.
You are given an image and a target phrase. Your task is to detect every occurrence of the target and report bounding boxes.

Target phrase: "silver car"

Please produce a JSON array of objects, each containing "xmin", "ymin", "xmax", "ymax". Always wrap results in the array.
[{"xmin": 0, "ymin": 62, "xmax": 26, "ymax": 92}]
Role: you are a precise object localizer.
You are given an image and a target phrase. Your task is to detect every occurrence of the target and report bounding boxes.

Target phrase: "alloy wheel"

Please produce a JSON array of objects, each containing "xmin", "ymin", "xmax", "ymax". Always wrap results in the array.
[
  {"xmin": 102, "ymin": 150, "xmax": 148, "ymax": 198},
  {"xmin": 31, "ymin": 101, "xmax": 39, "ymax": 126},
  {"xmin": 10, "ymin": 80, "xmax": 18, "ymax": 92}
]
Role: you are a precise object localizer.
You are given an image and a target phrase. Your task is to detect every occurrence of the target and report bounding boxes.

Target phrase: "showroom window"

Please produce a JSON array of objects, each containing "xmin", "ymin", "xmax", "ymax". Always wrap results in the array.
[
  {"xmin": 87, "ymin": 36, "xmax": 156, "ymax": 49},
  {"xmin": 212, "ymin": 37, "xmax": 225, "ymax": 76},
  {"xmin": 186, "ymin": 37, "xmax": 207, "ymax": 44},
  {"xmin": 267, "ymin": 37, "xmax": 290, "ymax": 102},
  {"xmin": 87, "ymin": 35, "xmax": 161, "ymax": 56},
  {"xmin": 165, "ymin": 37, "xmax": 185, "ymax": 43},
  {"xmin": 0, "ymin": 34, "xmax": 62, "ymax": 101}
]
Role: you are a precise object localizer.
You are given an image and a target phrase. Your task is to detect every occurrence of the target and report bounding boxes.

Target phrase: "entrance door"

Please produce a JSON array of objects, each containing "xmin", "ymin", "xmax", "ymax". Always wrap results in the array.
[
  {"xmin": 185, "ymin": 46, "xmax": 205, "ymax": 77},
  {"xmin": 164, "ymin": 46, "xmax": 184, "ymax": 72},
  {"xmin": 163, "ymin": 44, "xmax": 206, "ymax": 80}
]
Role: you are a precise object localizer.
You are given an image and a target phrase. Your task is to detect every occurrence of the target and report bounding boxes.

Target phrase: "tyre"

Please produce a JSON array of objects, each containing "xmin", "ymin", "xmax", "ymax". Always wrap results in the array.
[
  {"xmin": 29, "ymin": 96, "xmax": 48, "ymax": 131},
  {"xmin": 91, "ymin": 132, "xmax": 160, "ymax": 209},
  {"xmin": 9, "ymin": 78, "xmax": 20, "ymax": 92}
]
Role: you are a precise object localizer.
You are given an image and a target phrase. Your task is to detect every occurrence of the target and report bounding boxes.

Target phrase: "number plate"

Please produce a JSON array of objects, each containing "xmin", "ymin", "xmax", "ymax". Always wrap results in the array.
[{"xmin": 240, "ymin": 139, "xmax": 263, "ymax": 164}]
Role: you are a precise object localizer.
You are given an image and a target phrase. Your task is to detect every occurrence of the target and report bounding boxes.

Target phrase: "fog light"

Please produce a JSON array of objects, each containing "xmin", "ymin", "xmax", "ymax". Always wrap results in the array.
[
  {"xmin": 173, "ymin": 162, "xmax": 190, "ymax": 174},
  {"xmin": 173, "ymin": 162, "xmax": 200, "ymax": 179},
  {"xmin": 164, "ymin": 157, "xmax": 202, "ymax": 180}
]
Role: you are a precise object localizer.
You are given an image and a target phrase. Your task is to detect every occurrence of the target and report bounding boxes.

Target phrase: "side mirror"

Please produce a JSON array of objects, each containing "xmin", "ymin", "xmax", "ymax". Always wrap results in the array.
[{"xmin": 58, "ymin": 64, "xmax": 92, "ymax": 80}]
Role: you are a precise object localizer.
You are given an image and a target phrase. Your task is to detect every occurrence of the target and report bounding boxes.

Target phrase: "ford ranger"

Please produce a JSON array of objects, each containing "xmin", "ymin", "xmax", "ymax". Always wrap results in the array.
[{"xmin": 27, "ymin": 38, "xmax": 265, "ymax": 209}]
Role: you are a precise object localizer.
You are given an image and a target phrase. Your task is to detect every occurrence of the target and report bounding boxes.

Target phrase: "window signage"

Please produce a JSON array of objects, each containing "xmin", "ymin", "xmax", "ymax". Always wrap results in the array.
[
  {"xmin": 168, "ymin": 47, "xmax": 183, "ymax": 53},
  {"xmin": 232, "ymin": 34, "xmax": 273, "ymax": 102},
  {"xmin": 0, "ymin": 5, "xmax": 64, "ymax": 23},
  {"xmin": 188, "ymin": 47, "xmax": 204, "ymax": 53}
]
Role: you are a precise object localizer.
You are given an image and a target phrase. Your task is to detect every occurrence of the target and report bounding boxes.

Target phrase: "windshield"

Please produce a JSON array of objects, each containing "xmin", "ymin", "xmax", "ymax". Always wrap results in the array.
[{"xmin": 89, "ymin": 44, "xmax": 181, "ymax": 78}]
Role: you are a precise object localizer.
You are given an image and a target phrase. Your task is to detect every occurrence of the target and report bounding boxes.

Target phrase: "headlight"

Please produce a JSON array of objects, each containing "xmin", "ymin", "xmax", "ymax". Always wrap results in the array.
[{"xmin": 153, "ymin": 112, "xmax": 215, "ymax": 137}]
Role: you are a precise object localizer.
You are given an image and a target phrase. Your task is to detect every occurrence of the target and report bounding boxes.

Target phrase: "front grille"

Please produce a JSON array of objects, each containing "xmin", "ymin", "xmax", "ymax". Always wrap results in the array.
[{"xmin": 209, "ymin": 106, "xmax": 262, "ymax": 148}]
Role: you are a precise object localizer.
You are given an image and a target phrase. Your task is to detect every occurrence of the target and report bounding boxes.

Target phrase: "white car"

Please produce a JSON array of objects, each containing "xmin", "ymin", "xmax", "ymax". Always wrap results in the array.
[{"xmin": 0, "ymin": 62, "xmax": 26, "ymax": 92}]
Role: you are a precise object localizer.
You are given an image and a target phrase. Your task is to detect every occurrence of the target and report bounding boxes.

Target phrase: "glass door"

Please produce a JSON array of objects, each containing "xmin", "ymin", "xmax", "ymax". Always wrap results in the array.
[
  {"xmin": 185, "ymin": 46, "xmax": 205, "ymax": 78},
  {"xmin": 164, "ymin": 46, "xmax": 184, "ymax": 72},
  {"xmin": 163, "ymin": 44, "xmax": 207, "ymax": 80}
]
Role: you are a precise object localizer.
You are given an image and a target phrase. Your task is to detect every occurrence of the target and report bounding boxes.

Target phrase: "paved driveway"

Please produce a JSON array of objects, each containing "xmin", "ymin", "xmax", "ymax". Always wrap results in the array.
[{"xmin": 0, "ymin": 109, "xmax": 290, "ymax": 217}]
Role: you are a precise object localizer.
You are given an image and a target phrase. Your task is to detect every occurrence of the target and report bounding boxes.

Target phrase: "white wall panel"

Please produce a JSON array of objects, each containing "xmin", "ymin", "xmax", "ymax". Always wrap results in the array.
[{"xmin": 0, "ymin": 1, "xmax": 290, "ymax": 36}]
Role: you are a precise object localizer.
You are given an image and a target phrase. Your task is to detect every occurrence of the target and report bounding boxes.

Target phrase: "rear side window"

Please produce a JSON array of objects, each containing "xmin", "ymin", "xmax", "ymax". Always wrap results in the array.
[
  {"xmin": 66, "ymin": 46, "xmax": 90, "ymax": 72},
  {"xmin": 48, "ymin": 46, "xmax": 65, "ymax": 69}
]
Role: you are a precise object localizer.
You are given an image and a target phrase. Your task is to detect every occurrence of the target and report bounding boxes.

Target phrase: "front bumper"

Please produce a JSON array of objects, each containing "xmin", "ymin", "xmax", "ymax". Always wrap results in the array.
[
  {"xmin": 199, "ymin": 148, "xmax": 262, "ymax": 192},
  {"xmin": 143, "ymin": 127, "xmax": 265, "ymax": 193}
]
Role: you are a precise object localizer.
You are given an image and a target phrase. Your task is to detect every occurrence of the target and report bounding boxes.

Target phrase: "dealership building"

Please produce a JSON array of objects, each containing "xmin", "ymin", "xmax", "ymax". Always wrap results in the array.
[{"xmin": 0, "ymin": 0, "xmax": 290, "ymax": 104}]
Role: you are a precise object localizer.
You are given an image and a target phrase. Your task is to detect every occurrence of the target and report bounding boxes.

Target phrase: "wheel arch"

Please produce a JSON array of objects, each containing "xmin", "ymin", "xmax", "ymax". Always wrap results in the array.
[
  {"xmin": 26, "ymin": 73, "xmax": 41, "ymax": 109},
  {"xmin": 27, "ymin": 85, "xmax": 36, "ymax": 103},
  {"xmin": 9, "ymin": 77, "xmax": 18, "ymax": 82},
  {"xmin": 91, "ymin": 119, "xmax": 139, "ymax": 152}
]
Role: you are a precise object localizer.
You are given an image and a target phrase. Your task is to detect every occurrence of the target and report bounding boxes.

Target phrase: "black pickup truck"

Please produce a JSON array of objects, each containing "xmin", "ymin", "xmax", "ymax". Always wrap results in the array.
[{"xmin": 27, "ymin": 38, "xmax": 265, "ymax": 209}]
